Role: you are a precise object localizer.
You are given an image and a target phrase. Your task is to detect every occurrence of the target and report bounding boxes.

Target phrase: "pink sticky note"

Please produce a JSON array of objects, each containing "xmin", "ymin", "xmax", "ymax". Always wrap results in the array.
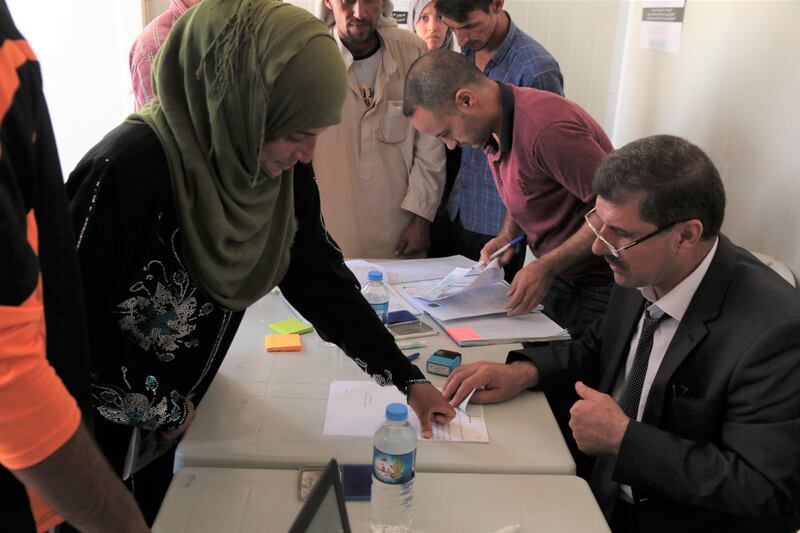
[{"xmin": 446, "ymin": 327, "xmax": 482, "ymax": 341}]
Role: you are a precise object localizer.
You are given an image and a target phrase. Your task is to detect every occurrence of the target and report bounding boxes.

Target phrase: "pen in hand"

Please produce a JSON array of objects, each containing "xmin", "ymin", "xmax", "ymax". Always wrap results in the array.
[{"xmin": 487, "ymin": 235, "xmax": 525, "ymax": 262}]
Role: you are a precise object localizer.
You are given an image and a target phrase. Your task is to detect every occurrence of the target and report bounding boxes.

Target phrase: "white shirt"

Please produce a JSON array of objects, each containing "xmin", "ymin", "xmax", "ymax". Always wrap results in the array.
[{"xmin": 613, "ymin": 238, "xmax": 718, "ymax": 501}]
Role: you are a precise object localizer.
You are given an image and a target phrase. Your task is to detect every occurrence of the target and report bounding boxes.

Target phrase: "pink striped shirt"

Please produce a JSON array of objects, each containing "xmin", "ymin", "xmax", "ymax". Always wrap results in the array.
[{"xmin": 129, "ymin": 0, "xmax": 199, "ymax": 111}]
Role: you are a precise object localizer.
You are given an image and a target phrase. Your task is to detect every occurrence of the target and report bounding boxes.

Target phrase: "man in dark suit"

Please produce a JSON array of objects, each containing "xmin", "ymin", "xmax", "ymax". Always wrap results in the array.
[{"xmin": 442, "ymin": 135, "xmax": 800, "ymax": 532}]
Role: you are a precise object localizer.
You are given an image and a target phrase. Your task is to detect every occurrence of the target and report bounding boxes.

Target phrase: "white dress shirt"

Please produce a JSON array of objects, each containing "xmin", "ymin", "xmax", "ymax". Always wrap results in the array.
[{"xmin": 612, "ymin": 238, "xmax": 719, "ymax": 501}]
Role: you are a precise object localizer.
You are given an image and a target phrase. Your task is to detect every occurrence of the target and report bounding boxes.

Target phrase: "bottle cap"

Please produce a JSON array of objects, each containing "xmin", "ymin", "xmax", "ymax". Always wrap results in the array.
[
  {"xmin": 385, "ymin": 403, "xmax": 408, "ymax": 421},
  {"xmin": 368, "ymin": 270, "xmax": 384, "ymax": 282}
]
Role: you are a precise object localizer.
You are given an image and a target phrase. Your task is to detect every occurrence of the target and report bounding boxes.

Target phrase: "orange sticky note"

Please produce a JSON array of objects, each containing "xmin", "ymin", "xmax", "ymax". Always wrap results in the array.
[
  {"xmin": 446, "ymin": 327, "xmax": 482, "ymax": 342},
  {"xmin": 265, "ymin": 334, "xmax": 302, "ymax": 352}
]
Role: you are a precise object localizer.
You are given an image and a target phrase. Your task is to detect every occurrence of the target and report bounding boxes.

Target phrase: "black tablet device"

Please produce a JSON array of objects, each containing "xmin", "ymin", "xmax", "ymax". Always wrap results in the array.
[{"xmin": 289, "ymin": 458, "xmax": 352, "ymax": 533}]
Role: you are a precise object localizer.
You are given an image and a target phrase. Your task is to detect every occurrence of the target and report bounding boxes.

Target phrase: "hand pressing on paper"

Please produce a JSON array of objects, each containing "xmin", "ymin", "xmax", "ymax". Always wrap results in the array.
[
  {"xmin": 505, "ymin": 260, "xmax": 556, "ymax": 316},
  {"xmin": 442, "ymin": 361, "xmax": 538, "ymax": 407},
  {"xmin": 569, "ymin": 382, "xmax": 629, "ymax": 456},
  {"xmin": 395, "ymin": 215, "xmax": 431, "ymax": 256},
  {"xmin": 408, "ymin": 382, "xmax": 456, "ymax": 438}
]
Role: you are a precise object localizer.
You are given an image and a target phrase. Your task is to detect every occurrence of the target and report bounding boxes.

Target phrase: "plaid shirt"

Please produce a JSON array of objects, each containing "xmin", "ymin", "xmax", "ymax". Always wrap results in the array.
[
  {"xmin": 448, "ymin": 15, "xmax": 563, "ymax": 236},
  {"xmin": 129, "ymin": 0, "xmax": 198, "ymax": 111}
]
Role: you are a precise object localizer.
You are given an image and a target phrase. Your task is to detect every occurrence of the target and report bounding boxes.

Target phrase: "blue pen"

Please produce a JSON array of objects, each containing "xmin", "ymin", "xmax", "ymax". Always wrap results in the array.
[
  {"xmin": 406, "ymin": 352, "xmax": 420, "ymax": 362},
  {"xmin": 488, "ymin": 235, "xmax": 525, "ymax": 261}
]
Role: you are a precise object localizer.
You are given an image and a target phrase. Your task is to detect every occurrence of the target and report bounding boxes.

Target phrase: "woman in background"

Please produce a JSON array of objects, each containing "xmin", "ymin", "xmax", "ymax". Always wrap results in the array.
[
  {"xmin": 410, "ymin": 0, "xmax": 453, "ymax": 51},
  {"xmin": 67, "ymin": 0, "xmax": 454, "ymax": 523}
]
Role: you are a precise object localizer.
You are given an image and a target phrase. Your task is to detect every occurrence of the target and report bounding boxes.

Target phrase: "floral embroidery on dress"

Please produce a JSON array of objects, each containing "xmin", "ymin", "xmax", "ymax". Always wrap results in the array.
[
  {"xmin": 115, "ymin": 227, "xmax": 214, "ymax": 362},
  {"xmin": 93, "ymin": 367, "xmax": 184, "ymax": 430},
  {"xmin": 353, "ymin": 357, "xmax": 393, "ymax": 387}
]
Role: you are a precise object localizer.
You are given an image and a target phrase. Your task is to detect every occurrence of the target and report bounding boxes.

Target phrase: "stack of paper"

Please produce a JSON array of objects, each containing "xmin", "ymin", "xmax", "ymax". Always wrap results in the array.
[
  {"xmin": 345, "ymin": 256, "xmax": 479, "ymax": 316},
  {"xmin": 436, "ymin": 313, "xmax": 569, "ymax": 347},
  {"xmin": 343, "ymin": 255, "xmax": 568, "ymax": 347},
  {"xmin": 415, "ymin": 259, "xmax": 503, "ymax": 301},
  {"xmin": 401, "ymin": 282, "xmax": 513, "ymax": 322}
]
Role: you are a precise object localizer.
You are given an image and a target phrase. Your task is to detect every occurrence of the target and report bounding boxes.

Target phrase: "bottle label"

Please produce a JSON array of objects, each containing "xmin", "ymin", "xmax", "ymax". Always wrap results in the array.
[
  {"xmin": 370, "ymin": 302, "xmax": 389, "ymax": 322},
  {"xmin": 372, "ymin": 448, "xmax": 415, "ymax": 484}
]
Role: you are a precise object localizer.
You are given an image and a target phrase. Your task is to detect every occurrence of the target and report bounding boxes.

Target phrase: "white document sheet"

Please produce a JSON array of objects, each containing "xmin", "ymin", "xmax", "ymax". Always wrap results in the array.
[
  {"xmin": 344, "ymin": 259, "xmax": 389, "ymax": 287},
  {"xmin": 401, "ymin": 282, "xmax": 513, "ymax": 322},
  {"xmin": 345, "ymin": 256, "xmax": 475, "ymax": 285},
  {"xmin": 380, "ymin": 255, "xmax": 476, "ymax": 284},
  {"xmin": 323, "ymin": 381, "xmax": 489, "ymax": 443},
  {"xmin": 416, "ymin": 259, "xmax": 503, "ymax": 301}
]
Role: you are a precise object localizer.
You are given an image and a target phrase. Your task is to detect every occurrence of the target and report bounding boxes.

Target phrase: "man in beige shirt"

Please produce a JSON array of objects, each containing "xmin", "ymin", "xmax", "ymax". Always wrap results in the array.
[{"xmin": 316, "ymin": 0, "xmax": 445, "ymax": 259}]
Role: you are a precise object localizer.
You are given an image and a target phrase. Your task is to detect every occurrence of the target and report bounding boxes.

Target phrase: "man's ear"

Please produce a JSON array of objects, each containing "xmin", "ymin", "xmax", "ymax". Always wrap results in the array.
[
  {"xmin": 490, "ymin": 0, "xmax": 505, "ymax": 15},
  {"xmin": 676, "ymin": 219, "xmax": 704, "ymax": 249},
  {"xmin": 323, "ymin": 0, "xmax": 333, "ymax": 11},
  {"xmin": 454, "ymin": 88, "xmax": 475, "ymax": 111}
]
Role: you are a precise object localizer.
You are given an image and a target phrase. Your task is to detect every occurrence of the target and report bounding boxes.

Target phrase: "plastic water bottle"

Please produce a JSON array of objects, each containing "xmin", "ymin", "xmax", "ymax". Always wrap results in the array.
[
  {"xmin": 362, "ymin": 270, "xmax": 390, "ymax": 323},
  {"xmin": 370, "ymin": 403, "xmax": 416, "ymax": 533}
]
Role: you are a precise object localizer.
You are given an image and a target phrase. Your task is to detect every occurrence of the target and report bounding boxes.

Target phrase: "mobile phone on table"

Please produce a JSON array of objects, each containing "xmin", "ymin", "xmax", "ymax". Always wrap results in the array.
[
  {"xmin": 340, "ymin": 464, "xmax": 372, "ymax": 501},
  {"xmin": 386, "ymin": 319, "xmax": 438, "ymax": 340}
]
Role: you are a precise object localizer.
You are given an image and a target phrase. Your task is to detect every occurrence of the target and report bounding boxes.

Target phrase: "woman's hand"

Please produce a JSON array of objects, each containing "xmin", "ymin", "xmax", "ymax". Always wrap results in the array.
[{"xmin": 407, "ymin": 383, "xmax": 456, "ymax": 438}]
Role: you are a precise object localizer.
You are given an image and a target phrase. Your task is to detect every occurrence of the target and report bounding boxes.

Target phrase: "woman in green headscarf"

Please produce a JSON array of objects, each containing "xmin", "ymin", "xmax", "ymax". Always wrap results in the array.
[{"xmin": 67, "ymin": 0, "xmax": 454, "ymax": 523}]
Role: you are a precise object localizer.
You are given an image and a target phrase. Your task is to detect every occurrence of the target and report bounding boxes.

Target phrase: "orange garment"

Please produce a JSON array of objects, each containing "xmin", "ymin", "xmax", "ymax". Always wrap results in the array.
[
  {"xmin": 0, "ymin": 38, "xmax": 36, "ymax": 119},
  {"xmin": 0, "ymin": 212, "xmax": 80, "ymax": 530},
  {"xmin": 25, "ymin": 487, "xmax": 63, "ymax": 533}
]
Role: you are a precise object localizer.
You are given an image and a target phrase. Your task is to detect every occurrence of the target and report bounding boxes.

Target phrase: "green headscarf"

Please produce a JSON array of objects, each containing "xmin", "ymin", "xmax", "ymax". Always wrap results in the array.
[{"xmin": 131, "ymin": 0, "xmax": 347, "ymax": 311}]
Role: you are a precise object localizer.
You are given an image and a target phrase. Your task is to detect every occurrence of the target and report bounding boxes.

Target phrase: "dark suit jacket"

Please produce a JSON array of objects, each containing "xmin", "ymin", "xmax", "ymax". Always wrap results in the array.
[{"xmin": 510, "ymin": 235, "xmax": 800, "ymax": 532}]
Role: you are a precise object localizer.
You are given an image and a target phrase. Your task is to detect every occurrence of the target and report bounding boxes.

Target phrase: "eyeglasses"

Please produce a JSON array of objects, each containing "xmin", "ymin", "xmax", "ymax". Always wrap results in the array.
[{"xmin": 584, "ymin": 207, "xmax": 684, "ymax": 257}]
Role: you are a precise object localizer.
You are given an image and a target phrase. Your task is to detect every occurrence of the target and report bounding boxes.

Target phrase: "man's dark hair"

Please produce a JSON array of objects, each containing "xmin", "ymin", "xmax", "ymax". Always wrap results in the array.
[
  {"xmin": 436, "ymin": 0, "xmax": 493, "ymax": 23},
  {"xmin": 593, "ymin": 135, "xmax": 725, "ymax": 239},
  {"xmin": 403, "ymin": 50, "xmax": 487, "ymax": 117}
]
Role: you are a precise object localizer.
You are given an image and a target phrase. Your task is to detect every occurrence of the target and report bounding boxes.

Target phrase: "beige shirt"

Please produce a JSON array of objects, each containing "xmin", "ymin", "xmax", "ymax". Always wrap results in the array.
[{"xmin": 312, "ymin": 25, "xmax": 445, "ymax": 259}]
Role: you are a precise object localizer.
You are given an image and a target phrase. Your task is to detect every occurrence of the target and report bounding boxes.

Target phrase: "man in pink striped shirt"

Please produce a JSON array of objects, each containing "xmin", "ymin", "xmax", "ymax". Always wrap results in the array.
[{"xmin": 129, "ymin": 0, "xmax": 199, "ymax": 110}]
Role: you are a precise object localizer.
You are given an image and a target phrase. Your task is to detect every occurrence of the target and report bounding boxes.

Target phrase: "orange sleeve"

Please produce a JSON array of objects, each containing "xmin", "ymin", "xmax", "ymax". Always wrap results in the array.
[{"xmin": 0, "ymin": 212, "xmax": 81, "ymax": 470}]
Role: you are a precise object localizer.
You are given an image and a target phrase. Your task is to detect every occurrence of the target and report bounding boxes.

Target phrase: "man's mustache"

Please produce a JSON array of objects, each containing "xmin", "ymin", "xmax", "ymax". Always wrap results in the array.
[{"xmin": 347, "ymin": 18, "xmax": 374, "ymax": 27}]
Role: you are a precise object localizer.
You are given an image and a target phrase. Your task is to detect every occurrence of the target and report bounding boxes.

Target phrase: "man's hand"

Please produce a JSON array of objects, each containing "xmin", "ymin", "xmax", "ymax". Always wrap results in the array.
[
  {"xmin": 569, "ymin": 382, "xmax": 629, "ymax": 456},
  {"xmin": 505, "ymin": 260, "xmax": 556, "ymax": 316},
  {"xmin": 407, "ymin": 383, "xmax": 456, "ymax": 439},
  {"xmin": 395, "ymin": 215, "xmax": 431, "ymax": 256},
  {"xmin": 162, "ymin": 400, "xmax": 196, "ymax": 441},
  {"xmin": 479, "ymin": 235, "xmax": 517, "ymax": 267},
  {"xmin": 441, "ymin": 360, "xmax": 538, "ymax": 407}
]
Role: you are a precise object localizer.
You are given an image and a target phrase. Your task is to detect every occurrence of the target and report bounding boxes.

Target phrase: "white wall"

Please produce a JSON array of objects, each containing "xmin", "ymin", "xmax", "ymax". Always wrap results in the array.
[
  {"xmin": 7, "ymin": 0, "xmax": 141, "ymax": 178},
  {"xmin": 505, "ymin": 0, "xmax": 626, "ymax": 132},
  {"xmin": 612, "ymin": 0, "xmax": 800, "ymax": 280}
]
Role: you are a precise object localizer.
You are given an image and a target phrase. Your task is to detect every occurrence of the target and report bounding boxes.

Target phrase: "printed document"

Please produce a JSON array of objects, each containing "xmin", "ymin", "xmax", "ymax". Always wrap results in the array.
[
  {"xmin": 345, "ymin": 256, "xmax": 475, "ymax": 285},
  {"xmin": 323, "ymin": 381, "xmax": 489, "ymax": 443},
  {"xmin": 415, "ymin": 258, "xmax": 503, "ymax": 301},
  {"xmin": 401, "ymin": 282, "xmax": 513, "ymax": 322}
]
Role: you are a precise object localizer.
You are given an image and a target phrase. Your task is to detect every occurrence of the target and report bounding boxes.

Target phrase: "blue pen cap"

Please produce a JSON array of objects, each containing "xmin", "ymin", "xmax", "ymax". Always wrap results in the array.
[
  {"xmin": 368, "ymin": 270, "xmax": 384, "ymax": 282},
  {"xmin": 386, "ymin": 403, "xmax": 408, "ymax": 421}
]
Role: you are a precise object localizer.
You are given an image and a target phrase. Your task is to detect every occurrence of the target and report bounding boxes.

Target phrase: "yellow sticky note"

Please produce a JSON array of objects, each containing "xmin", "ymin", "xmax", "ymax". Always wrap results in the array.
[
  {"xmin": 265, "ymin": 334, "xmax": 302, "ymax": 352},
  {"xmin": 268, "ymin": 318, "xmax": 314, "ymax": 335}
]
